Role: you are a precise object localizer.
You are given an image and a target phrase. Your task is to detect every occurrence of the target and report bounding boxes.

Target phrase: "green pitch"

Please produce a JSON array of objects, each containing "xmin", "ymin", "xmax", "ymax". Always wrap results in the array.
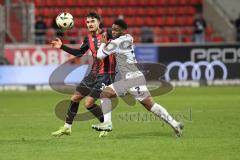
[{"xmin": 0, "ymin": 86, "xmax": 240, "ymax": 160}]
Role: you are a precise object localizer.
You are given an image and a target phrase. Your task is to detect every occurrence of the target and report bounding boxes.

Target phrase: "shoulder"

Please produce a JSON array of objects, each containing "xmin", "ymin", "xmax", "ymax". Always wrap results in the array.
[{"xmin": 112, "ymin": 34, "xmax": 133, "ymax": 44}]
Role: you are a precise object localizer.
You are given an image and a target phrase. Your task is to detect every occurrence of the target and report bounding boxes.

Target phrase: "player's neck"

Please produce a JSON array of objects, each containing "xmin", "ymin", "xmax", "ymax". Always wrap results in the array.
[{"xmin": 91, "ymin": 28, "xmax": 102, "ymax": 36}]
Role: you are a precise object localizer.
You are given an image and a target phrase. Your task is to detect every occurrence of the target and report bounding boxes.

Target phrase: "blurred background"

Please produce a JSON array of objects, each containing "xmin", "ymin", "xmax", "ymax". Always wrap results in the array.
[{"xmin": 0, "ymin": 0, "xmax": 240, "ymax": 90}]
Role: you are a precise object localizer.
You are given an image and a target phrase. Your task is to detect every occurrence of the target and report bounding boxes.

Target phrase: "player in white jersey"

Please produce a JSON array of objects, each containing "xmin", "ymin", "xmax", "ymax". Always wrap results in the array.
[{"xmin": 92, "ymin": 19, "xmax": 184, "ymax": 137}]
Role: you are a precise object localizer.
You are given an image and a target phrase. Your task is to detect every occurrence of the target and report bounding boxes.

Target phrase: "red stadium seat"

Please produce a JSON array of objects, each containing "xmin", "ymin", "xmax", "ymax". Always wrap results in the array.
[
  {"xmin": 168, "ymin": 0, "xmax": 177, "ymax": 5},
  {"xmin": 176, "ymin": 7, "xmax": 186, "ymax": 15},
  {"xmin": 115, "ymin": 8, "xmax": 123, "ymax": 16},
  {"xmin": 35, "ymin": 9, "xmax": 40, "ymax": 17},
  {"xmin": 129, "ymin": 0, "xmax": 138, "ymax": 6},
  {"xmin": 212, "ymin": 36, "xmax": 224, "ymax": 42},
  {"xmin": 74, "ymin": 19, "xmax": 81, "ymax": 28},
  {"xmin": 125, "ymin": 7, "xmax": 135, "ymax": 16},
  {"xmin": 39, "ymin": 0, "xmax": 46, "ymax": 6},
  {"xmin": 156, "ymin": 17, "xmax": 165, "ymax": 26},
  {"xmin": 72, "ymin": 8, "xmax": 82, "ymax": 16},
  {"xmin": 145, "ymin": 17, "xmax": 155, "ymax": 26},
  {"xmin": 66, "ymin": 0, "xmax": 76, "ymax": 7},
  {"xmin": 139, "ymin": 0, "xmax": 146, "ymax": 6},
  {"xmin": 165, "ymin": 17, "xmax": 175, "ymax": 26},
  {"xmin": 167, "ymin": 7, "xmax": 177, "ymax": 16},
  {"xmin": 148, "ymin": 0, "xmax": 158, "ymax": 6},
  {"xmin": 85, "ymin": 0, "xmax": 95, "ymax": 7},
  {"xmin": 118, "ymin": 0, "xmax": 126, "ymax": 6},
  {"xmin": 55, "ymin": 1, "xmax": 64, "ymax": 7},
  {"xmin": 66, "ymin": 28, "xmax": 78, "ymax": 37},
  {"xmin": 190, "ymin": 0, "xmax": 203, "ymax": 5},
  {"xmin": 170, "ymin": 37, "xmax": 180, "ymax": 43},
  {"xmin": 186, "ymin": 16, "xmax": 194, "ymax": 26},
  {"xmin": 153, "ymin": 27, "xmax": 161, "ymax": 35},
  {"xmin": 46, "ymin": 29, "xmax": 55, "ymax": 43},
  {"xmin": 157, "ymin": 7, "xmax": 167, "ymax": 16},
  {"xmin": 31, "ymin": 0, "xmax": 207, "ymax": 44},
  {"xmin": 186, "ymin": 7, "xmax": 196, "ymax": 15},
  {"xmin": 41, "ymin": 8, "xmax": 50, "ymax": 17},
  {"xmin": 170, "ymin": 28, "xmax": 180, "ymax": 35},
  {"xmin": 146, "ymin": 8, "xmax": 156, "ymax": 16},
  {"xmin": 102, "ymin": 8, "xmax": 113, "ymax": 16},
  {"xmin": 44, "ymin": 1, "xmax": 51, "ymax": 7},
  {"xmin": 125, "ymin": 17, "xmax": 135, "ymax": 27},
  {"xmin": 205, "ymin": 25, "xmax": 214, "ymax": 35},
  {"xmin": 175, "ymin": 17, "xmax": 185, "ymax": 26},
  {"xmin": 181, "ymin": 27, "xmax": 193, "ymax": 35},
  {"xmin": 45, "ymin": 18, "xmax": 53, "ymax": 27},
  {"xmin": 96, "ymin": 0, "xmax": 105, "ymax": 6},
  {"xmin": 104, "ymin": 17, "xmax": 113, "ymax": 27},
  {"xmin": 161, "ymin": 36, "xmax": 171, "ymax": 43},
  {"xmin": 182, "ymin": 36, "xmax": 192, "ymax": 43},
  {"xmin": 136, "ymin": 8, "xmax": 145, "ymax": 16},
  {"xmin": 132, "ymin": 27, "xmax": 141, "ymax": 36},
  {"xmin": 135, "ymin": 17, "xmax": 144, "ymax": 27},
  {"xmin": 162, "ymin": 28, "xmax": 172, "ymax": 35},
  {"xmin": 35, "ymin": 0, "xmax": 41, "ymax": 7},
  {"xmin": 51, "ymin": 9, "xmax": 59, "ymax": 17},
  {"xmin": 179, "ymin": 0, "xmax": 188, "ymax": 5},
  {"xmin": 76, "ymin": 0, "xmax": 87, "ymax": 7},
  {"xmin": 158, "ymin": 0, "xmax": 167, "ymax": 5}
]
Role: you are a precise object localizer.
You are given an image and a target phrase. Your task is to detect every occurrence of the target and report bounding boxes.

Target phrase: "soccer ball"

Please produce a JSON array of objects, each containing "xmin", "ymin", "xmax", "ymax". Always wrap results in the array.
[{"xmin": 56, "ymin": 12, "xmax": 74, "ymax": 30}]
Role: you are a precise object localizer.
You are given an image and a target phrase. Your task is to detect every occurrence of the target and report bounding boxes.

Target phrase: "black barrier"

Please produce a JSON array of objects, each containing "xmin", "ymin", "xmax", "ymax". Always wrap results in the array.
[{"xmin": 156, "ymin": 44, "xmax": 240, "ymax": 80}]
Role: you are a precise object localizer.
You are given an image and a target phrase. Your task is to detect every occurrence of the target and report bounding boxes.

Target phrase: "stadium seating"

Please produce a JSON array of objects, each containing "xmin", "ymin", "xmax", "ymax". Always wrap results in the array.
[{"xmin": 29, "ymin": 0, "xmax": 223, "ymax": 44}]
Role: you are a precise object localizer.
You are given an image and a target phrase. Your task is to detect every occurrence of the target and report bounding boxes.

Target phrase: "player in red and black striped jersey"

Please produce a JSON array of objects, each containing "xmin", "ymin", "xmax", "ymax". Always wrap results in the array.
[{"xmin": 51, "ymin": 12, "xmax": 115, "ymax": 137}]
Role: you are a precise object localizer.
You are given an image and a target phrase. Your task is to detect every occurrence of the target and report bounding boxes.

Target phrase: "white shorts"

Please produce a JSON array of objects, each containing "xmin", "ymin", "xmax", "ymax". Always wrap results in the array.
[{"xmin": 109, "ymin": 71, "xmax": 151, "ymax": 101}]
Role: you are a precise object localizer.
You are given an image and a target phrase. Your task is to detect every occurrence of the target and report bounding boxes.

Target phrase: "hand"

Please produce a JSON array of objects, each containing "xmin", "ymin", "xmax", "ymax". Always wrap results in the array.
[
  {"xmin": 100, "ymin": 33, "xmax": 107, "ymax": 44},
  {"xmin": 51, "ymin": 38, "xmax": 62, "ymax": 49}
]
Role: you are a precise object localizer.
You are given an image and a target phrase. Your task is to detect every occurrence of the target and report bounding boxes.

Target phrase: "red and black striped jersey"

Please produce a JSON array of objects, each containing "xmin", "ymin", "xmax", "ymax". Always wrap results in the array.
[{"xmin": 60, "ymin": 29, "xmax": 116, "ymax": 75}]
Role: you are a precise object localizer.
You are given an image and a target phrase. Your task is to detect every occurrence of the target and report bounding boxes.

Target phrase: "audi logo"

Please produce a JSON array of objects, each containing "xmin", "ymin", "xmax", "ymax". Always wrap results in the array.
[{"xmin": 165, "ymin": 61, "xmax": 228, "ymax": 81}]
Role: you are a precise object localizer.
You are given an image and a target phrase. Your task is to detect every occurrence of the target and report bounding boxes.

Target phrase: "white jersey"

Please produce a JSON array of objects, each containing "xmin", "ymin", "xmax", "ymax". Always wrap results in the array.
[
  {"xmin": 97, "ymin": 34, "xmax": 150, "ymax": 101},
  {"xmin": 98, "ymin": 34, "xmax": 142, "ymax": 78}
]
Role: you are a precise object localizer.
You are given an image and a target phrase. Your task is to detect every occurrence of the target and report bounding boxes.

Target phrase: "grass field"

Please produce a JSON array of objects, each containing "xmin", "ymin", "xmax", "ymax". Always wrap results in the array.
[{"xmin": 0, "ymin": 86, "xmax": 240, "ymax": 160}]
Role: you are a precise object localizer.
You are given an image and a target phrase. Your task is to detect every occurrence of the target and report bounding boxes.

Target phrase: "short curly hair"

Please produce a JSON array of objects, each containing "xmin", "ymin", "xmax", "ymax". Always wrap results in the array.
[{"xmin": 113, "ymin": 19, "xmax": 128, "ymax": 30}]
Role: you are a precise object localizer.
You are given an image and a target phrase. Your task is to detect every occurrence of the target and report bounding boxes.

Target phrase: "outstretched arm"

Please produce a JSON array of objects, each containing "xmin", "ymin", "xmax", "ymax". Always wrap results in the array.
[
  {"xmin": 97, "ymin": 43, "xmax": 111, "ymax": 59},
  {"xmin": 51, "ymin": 37, "xmax": 89, "ymax": 57},
  {"xmin": 97, "ymin": 33, "xmax": 116, "ymax": 59}
]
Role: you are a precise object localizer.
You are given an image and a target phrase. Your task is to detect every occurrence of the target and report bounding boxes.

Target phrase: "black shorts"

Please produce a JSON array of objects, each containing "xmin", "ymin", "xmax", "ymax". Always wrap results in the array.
[{"xmin": 76, "ymin": 73, "xmax": 115, "ymax": 98}]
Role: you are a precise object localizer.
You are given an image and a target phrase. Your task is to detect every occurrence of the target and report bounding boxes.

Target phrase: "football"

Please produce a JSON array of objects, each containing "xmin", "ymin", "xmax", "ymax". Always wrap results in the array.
[{"xmin": 56, "ymin": 12, "xmax": 74, "ymax": 30}]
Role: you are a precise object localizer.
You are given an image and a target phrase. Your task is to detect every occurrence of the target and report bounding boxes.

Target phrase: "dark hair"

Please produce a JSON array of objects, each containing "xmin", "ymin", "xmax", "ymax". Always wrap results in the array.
[
  {"xmin": 86, "ymin": 12, "xmax": 101, "ymax": 21},
  {"xmin": 99, "ymin": 22, "xmax": 104, "ymax": 29},
  {"xmin": 113, "ymin": 19, "xmax": 128, "ymax": 30}
]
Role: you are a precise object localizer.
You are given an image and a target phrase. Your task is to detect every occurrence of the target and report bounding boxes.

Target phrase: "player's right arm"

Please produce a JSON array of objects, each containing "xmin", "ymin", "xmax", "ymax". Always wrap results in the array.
[
  {"xmin": 97, "ymin": 37, "xmax": 120, "ymax": 59},
  {"xmin": 51, "ymin": 37, "xmax": 89, "ymax": 57}
]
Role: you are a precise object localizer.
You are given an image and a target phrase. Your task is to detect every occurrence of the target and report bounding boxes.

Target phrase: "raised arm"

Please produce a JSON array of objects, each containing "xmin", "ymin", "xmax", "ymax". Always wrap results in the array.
[
  {"xmin": 51, "ymin": 37, "xmax": 89, "ymax": 57},
  {"xmin": 97, "ymin": 33, "xmax": 118, "ymax": 59},
  {"xmin": 97, "ymin": 43, "xmax": 111, "ymax": 59}
]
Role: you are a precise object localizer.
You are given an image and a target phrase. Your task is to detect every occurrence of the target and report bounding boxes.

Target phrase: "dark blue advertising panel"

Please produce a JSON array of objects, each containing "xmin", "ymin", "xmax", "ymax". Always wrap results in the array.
[{"xmin": 158, "ymin": 44, "xmax": 240, "ymax": 80}]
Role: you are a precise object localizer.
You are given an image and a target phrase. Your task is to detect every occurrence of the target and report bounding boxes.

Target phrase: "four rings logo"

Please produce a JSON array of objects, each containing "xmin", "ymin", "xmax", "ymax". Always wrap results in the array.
[{"xmin": 165, "ymin": 61, "xmax": 228, "ymax": 81}]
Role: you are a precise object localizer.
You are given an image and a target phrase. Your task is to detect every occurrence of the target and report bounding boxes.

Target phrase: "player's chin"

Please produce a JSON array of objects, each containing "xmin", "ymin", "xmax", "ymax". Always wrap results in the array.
[{"xmin": 88, "ymin": 28, "xmax": 96, "ymax": 32}]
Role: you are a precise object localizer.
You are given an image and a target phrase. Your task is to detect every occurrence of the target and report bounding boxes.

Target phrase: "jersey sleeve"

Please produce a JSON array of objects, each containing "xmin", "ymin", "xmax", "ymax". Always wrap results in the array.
[
  {"xmin": 60, "ymin": 36, "xmax": 89, "ymax": 57},
  {"xmin": 97, "ymin": 38, "xmax": 120, "ymax": 59}
]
